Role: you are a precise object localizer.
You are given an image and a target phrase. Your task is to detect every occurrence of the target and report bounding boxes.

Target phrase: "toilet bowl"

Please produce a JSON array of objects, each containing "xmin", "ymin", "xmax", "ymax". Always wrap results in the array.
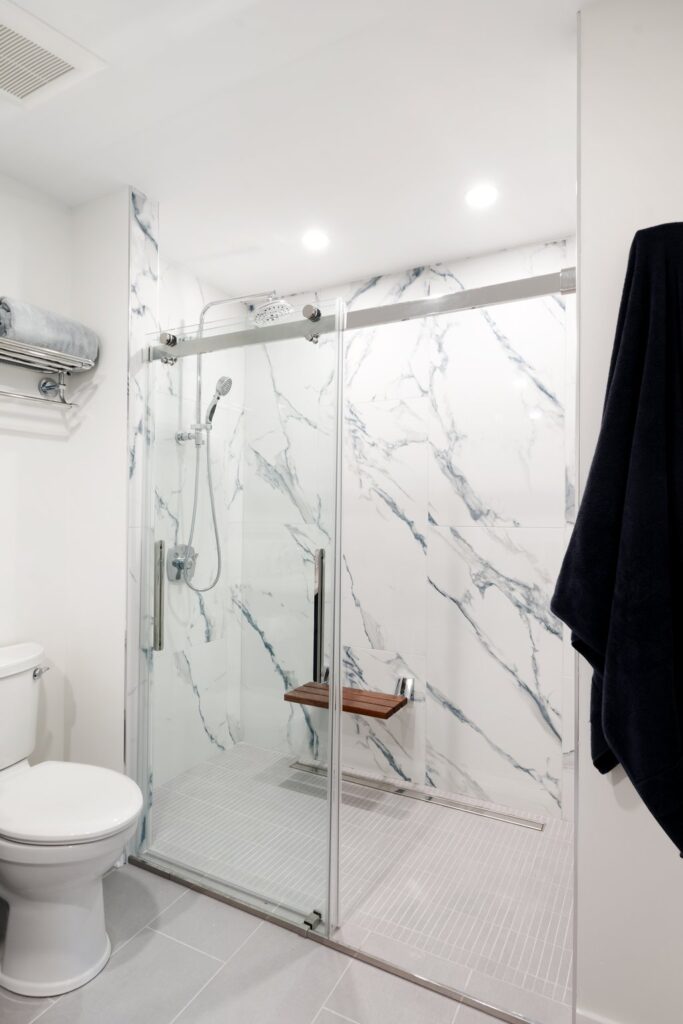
[{"xmin": 0, "ymin": 643, "xmax": 142, "ymax": 996}]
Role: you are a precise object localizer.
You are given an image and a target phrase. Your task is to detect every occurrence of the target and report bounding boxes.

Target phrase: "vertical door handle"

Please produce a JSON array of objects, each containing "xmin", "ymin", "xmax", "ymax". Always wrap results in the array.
[
  {"xmin": 313, "ymin": 549, "xmax": 325, "ymax": 683},
  {"xmin": 153, "ymin": 540, "xmax": 165, "ymax": 651}
]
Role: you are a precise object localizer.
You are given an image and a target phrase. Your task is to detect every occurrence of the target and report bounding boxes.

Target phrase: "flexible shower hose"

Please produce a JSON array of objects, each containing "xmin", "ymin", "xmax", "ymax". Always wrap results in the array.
[{"xmin": 182, "ymin": 428, "xmax": 222, "ymax": 593}]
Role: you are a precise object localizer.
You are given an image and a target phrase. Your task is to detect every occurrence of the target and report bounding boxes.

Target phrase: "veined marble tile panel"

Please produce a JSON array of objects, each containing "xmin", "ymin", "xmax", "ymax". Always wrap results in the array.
[
  {"xmin": 342, "ymin": 398, "xmax": 428, "ymax": 657},
  {"xmin": 242, "ymin": 337, "xmax": 338, "ymax": 531},
  {"xmin": 238, "ymin": 521, "xmax": 331, "ymax": 761},
  {"xmin": 427, "ymin": 301, "xmax": 566, "ymax": 529},
  {"xmin": 128, "ymin": 190, "xmax": 159, "ymax": 531},
  {"xmin": 426, "ymin": 523, "xmax": 565, "ymax": 816},
  {"xmin": 150, "ymin": 637, "xmax": 240, "ymax": 788},
  {"xmin": 341, "ymin": 646, "xmax": 426, "ymax": 785}
]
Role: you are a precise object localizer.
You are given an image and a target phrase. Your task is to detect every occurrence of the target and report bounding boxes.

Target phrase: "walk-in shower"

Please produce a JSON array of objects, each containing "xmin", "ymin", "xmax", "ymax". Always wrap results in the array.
[{"xmin": 132, "ymin": 252, "xmax": 577, "ymax": 1024}]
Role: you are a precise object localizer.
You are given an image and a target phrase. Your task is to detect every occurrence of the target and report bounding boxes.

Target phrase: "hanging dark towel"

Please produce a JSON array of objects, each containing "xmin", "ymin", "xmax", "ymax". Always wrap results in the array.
[{"xmin": 552, "ymin": 223, "xmax": 683, "ymax": 853}]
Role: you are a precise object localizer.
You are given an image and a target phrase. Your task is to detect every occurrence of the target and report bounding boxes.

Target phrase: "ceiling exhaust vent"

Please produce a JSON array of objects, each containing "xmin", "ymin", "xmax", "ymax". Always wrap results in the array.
[
  {"xmin": 0, "ymin": 24, "xmax": 74, "ymax": 100},
  {"xmin": 0, "ymin": 1, "xmax": 104, "ymax": 107}
]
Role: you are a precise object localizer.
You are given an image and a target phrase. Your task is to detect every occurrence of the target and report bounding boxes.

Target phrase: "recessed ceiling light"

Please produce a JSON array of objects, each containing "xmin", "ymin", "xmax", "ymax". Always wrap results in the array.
[
  {"xmin": 465, "ymin": 183, "xmax": 499, "ymax": 210},
  {"xmin": 301, "ymin": 228, "xmax": 330, "ymax": 251}
]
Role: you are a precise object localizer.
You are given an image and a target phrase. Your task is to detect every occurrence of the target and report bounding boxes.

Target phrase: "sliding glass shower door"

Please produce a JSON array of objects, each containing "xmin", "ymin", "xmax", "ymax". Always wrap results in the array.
[{"xmin": 137, "ymin": 300, "xmax": 344, "ymax": 933}]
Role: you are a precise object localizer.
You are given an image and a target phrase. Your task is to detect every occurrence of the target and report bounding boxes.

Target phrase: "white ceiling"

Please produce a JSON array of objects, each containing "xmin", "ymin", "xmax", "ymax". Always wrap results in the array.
[{"xmin": 0, "ymin": 0, "xmax": 578, "ymax": 294}]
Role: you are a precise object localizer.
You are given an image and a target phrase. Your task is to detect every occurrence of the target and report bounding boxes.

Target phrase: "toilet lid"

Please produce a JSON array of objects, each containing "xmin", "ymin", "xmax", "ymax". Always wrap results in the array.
[{"xmin": 0, "ymin": 762, "xmax": 143, "ymax": 845}]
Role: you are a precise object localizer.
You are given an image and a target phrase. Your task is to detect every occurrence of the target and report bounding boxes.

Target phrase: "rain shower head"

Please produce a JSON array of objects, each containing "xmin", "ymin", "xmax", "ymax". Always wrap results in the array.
[
  {"xmin": 206, "ymin": 376, "xmax": 233, "ymax": 422},
  {"xmin": 251, "ymin": 293, "xmax": 294, "ymax": 326}
]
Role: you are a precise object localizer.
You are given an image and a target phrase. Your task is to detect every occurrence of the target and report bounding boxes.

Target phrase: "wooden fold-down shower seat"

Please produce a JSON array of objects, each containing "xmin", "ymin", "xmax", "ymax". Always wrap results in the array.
[{"xmin": 284, "ymin": 682, "xmax": 407, "ymax": 720}]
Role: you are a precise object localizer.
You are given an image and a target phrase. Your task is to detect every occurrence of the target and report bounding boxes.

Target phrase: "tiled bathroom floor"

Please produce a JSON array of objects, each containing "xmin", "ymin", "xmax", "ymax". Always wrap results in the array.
[
  {"xmin": 147, "ymin": 744, "xmax": 573, "ymax": 1024},
  {"xmin": 1, "ymin": 865, "xmax": 492, "ymax": 1024}
]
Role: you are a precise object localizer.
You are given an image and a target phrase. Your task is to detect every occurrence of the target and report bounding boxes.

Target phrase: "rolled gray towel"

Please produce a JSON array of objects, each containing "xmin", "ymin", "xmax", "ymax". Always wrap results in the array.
[{"xmin": 0, "ymin": 297, "xmax": 99, "ymax": 365}]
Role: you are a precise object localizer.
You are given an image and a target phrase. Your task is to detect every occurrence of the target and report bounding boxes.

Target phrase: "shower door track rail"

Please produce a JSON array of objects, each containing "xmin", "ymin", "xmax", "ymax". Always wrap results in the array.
[
  {"xmin": 129, "ymin": 854, "xmax": 545, "ymax": 1024},
  {"xmin": 150, "ymin": 267, "xmax": 576, "ymax": 361}
]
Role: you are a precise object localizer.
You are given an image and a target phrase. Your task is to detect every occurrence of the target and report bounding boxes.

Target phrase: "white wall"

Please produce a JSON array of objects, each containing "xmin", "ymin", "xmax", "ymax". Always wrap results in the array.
[
  {"xmin": 0, "ymin": 174, "xmax": 129, "ymax": 771},
  {"xmin": 578, "ymin": 1, "xmax": 683, "ymax": 1021},
  {"xmin": 0, "ymin": 173, "xmax": 74, "ymax": 762},
  {"xmin": 67, "ymin": 190, "xmax": 130, "ymax": 771}
]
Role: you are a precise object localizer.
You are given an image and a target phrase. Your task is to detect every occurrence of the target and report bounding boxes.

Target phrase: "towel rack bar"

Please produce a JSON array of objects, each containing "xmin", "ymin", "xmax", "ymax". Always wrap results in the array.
[
  {"xmin": 0, "ymin": 386, "xmax": 75, "ymax": 408},
  {"xmin": 0, "ymin": 337, "xmax": 94, "ymax": 374}
]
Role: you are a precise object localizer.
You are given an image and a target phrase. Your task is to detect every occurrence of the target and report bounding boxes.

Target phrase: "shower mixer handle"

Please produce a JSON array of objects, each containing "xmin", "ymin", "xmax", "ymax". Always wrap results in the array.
[{"xmin": 167, "ymin": 544, "xmax": 198, "ymax": 582}]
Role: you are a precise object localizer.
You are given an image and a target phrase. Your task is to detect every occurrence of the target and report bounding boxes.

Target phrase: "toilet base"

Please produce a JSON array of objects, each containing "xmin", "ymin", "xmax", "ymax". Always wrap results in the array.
[
  {"xmin": 0, "ymin": 934, "xmax": 111, "ymax": 997},
  {"xmin": 0, "ymin": 824, "xmax": 136, "ymax": 998}
]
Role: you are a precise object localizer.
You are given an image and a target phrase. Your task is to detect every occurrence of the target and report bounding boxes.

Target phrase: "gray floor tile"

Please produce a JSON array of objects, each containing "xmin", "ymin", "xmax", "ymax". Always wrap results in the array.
[
  {"xmin": 36, "ymin": 928, "xmax": 221, "ymax": 1024},
  {"xmin": 360, "ymin": 932, "xmax": 471, "ymax": 991},
  {"xmin": 103, "ymin": 865, "xmax": 186, "ymax": 951},
  {"xmin": 173, "ymin": 921, "xmax": 350, "ymax": 1024},
  {"xmin": 314, "ymin": 1010, "xmax": 360, "ymax": 1024},
  {"xmin": 454, "ymin": 1006, "xmax": 497, "ymax": 1022},
  {"xmin": 466, "ymin": 971, "xmax": 572, "ymax": 1024},
  {"xmin": 325, "ymin": 961, "xmax": 456, "ymax": 1024},
  {"xmin": 0, "ymin": 988, "xmax": 53, "ymax": 1024},
  {"xmin": 148, "ymin": 890, "xmax": 263, "ymax": 961},
  {"xmin": 152, "ymin": 743, "xmax": 573, "ymax": 1019}
]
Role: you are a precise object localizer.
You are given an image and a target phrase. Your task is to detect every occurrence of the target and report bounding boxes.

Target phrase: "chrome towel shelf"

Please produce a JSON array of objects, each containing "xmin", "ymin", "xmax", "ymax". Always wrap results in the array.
[{"xmin": 0, "ymin": 336, "xmax": 94, "ymax": 407}]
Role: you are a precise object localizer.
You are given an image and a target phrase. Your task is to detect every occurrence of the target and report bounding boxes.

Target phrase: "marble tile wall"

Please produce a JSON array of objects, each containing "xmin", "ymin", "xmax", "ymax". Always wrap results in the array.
[
  {"xmin": 238, "ymin": 324, "xmax": 339, "ymax": 764},
  {"xmin": 266, "ymin": 240, "xmax": 577, "ymax": 819},
  {"xmin": 127, "ymin": 191, "xmax": 248, "ymax": 804}
]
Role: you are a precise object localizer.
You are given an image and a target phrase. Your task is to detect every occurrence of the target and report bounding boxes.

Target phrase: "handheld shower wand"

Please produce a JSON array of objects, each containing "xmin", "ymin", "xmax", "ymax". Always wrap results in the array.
[{"xmin": 205, "ymin": 376, "xmax": 233, "ymax": 423}]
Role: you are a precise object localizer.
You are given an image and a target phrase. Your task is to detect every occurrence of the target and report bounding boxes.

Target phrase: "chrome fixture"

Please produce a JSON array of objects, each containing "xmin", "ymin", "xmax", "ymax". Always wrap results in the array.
[
  {"xmin": 176, "ymin": 288, "xmax": 290, "ymax": 594},
  {"xmin": 0, "ymin": 336, "xmax": 92, "ymax": 407},
  {"xmin": 206, "ymin": 375, "xmax": 233, "ymax": 422},
  {"xmin": 0, "ymin": 370, "xmax": 76, "ymax": 408},
  {"xmin": 167, "ymin": 544, "xmax": 197, "ymax": 582},
  {"xmin": 0, "ymin": 336, "xmax": 94, "ymax": 375},
  {"xmin": 303, "ymin": 304, "xmax": 322, "ymax": 344},
  {"xmin": 395, "ymin": 677, "xmax": 415, "ymax": 702},
  {"xmin": 313, "ymin": 550, "xmax": 325, "ymax": 684},
  {"xmin": 32, "ymin": 664, "xmax": 50, "ymax": 681},
  {"xmin": 303, "ymin": 304, "xmax": 322, "ymax": 322},
  {"xmin": 251, "ymin": 293, "xmax": 294, "ymax": 326},
  {"xmin": 153, "ymin": 268, "xmax": 577, "ymax": 363},
  {"xmin": 176, "ymin": 376, "xmax": 233, "ymax": 445},
  {"xmin": 153, "ymin": 540, "xmax": 165, "ymax": 651}
]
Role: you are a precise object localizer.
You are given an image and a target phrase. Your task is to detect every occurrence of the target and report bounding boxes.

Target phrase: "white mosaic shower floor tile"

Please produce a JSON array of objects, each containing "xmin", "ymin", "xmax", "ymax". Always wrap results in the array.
[{"xmin": 148, "ymin": 743, "xmax": 572, "ymax": 1021}]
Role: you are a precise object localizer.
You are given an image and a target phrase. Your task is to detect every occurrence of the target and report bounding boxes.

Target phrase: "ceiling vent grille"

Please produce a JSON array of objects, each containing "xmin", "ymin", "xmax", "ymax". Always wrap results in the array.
[{"xmin": 0, "ymin": 23, "xmax": 74, "ymax": 100}]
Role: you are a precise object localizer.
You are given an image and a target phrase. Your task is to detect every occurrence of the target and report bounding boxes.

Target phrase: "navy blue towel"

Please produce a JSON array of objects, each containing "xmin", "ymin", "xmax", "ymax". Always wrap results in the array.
[{"xmin": 552, "ymin": 223, "xmax": 683, "ymax": 853}]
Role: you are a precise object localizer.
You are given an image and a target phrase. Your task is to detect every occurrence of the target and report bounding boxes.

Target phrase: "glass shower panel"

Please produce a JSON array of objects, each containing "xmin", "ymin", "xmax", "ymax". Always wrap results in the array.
[
  {"xmin": 336, "ymin": 285, "xmax": 576, "ymax": 1020},
  {"xmin": 138, "ymin": 301, "xmax": 343, "ymax": 932}
]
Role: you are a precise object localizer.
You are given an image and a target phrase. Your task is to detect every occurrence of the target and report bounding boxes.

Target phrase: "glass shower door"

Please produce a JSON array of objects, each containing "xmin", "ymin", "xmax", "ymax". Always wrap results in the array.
[{"xmin": 138, "ymin": 300, "xmax": 344, "ymax": 933}]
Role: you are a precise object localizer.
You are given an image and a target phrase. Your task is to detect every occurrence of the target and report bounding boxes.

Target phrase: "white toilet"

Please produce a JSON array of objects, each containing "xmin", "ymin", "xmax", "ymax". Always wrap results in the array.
[{"xmin": 0, "ymin": 642, "xmax": 142, "ymax": 997}]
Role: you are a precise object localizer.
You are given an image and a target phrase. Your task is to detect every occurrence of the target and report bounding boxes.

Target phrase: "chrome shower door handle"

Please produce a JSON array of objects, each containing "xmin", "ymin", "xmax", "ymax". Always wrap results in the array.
[
  {"xmin": 313, "ymin": 549, "xmax": 325, "ymax": 684},
  {"xmin": 153, "ymin": 540, "xmax": 165, "ymax": 651}
]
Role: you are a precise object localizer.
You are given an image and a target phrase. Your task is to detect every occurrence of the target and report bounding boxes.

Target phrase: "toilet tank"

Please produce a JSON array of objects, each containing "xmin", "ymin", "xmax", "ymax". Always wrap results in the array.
[{"xmin": 0, "ymin": 643, "xmax": 43, "ymax": 770}]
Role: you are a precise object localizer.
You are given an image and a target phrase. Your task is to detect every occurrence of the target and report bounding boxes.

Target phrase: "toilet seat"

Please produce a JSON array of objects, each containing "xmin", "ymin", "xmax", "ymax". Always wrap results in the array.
[{"xmin": 0, "ymin": 761, "xmax": 142, "ymax": 846}]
